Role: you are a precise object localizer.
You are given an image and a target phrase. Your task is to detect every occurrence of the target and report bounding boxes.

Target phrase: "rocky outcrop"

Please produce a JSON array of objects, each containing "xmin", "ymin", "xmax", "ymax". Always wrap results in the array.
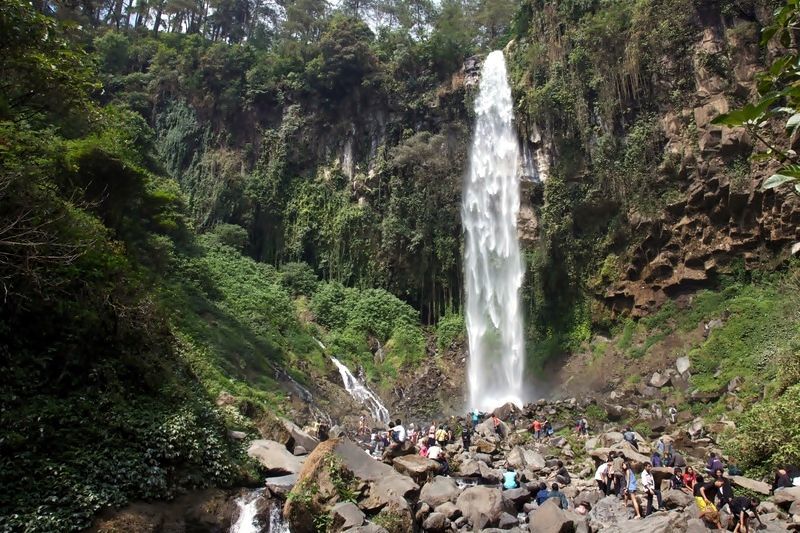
[
  {"xmin": 455, "ymin": 486, "xmax": 515, "ymax": 530},
  {"xmin": 247, "ymin": 439, "xmax": 306, "ymax": 475}
]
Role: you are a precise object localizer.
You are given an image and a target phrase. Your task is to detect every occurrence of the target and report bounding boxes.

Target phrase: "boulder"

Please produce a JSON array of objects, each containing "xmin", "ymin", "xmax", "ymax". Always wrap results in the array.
[
  {"xmin": 528, "ymin": 498, "xmax": 575, "ymax": 533},
  {"xmin": 493, "ymin": 402, "xmax": 521, "ymax": 420},
  {"xmin": 331, "ymin": 502, "xmax": 365, "ymax": 530},
  {"xmin": 502, "ymin": 487, "xmax": 532, "ymax": 509},
  {"xmin": 434, "ymin": 501, "xmax": 460, "ymax": 519},
  {"xmin": 347, "ymin": 525, "xmax": 389, "ymax": 533},
  {"xmin": 422, "ymin": 511, "xmax": 447, "ymax": 531},
  {"xmin": 507, "ymin": 446, "xmax": 546, "ymax": 471},
  {"xmin": 649, "ymin": 371, "xmax": 672, "ymax": 388},
  {"xmin": 420, "ymin": 476, "xmax": 460, "ymax": 508},
  {"xmin": 676, "ymin": 356, "xmax": 691, "ymax": 375},
  {"xmin": 247, "ymin": 440, "xmax": 306, "ymax": 475},
  {"xmin": 280, "ymin": 418, "xmax": 320, "ymax": 453},
  {"xmin": 479, "ymin": 462, "xmax": 503, "ymax": 484},
  {"xmin": 685, "ymin": 518, "xmax": 708, "ymax": 533},
  {"xmin": 458, "ymin": 459, "xmax": 481, "ymax": 477},
  {"xmin": 391, "ymin": 455, "xmax": 440, "ymax": 484},
  {"xmin": 662, "ymin": 489, "xmax": 692, "ymax": 509},
  {"xmin": 497, "ymin": 511, "xmax": 519, "ymax": 528},
  {"xmin": 774, "ymin": 486, "xmax": 800, "ymax": 507},
  {"xmin": 476, "ymin": 438, "xmax": 498, "ymax": 454},
  {"xmin": 265, "ymin": 474, "xmax": 298, "ymax": 497},
  {"xmin": 731, "ymin": 475, "xmax": 771, "ymax": 495},
  {"xmin": 456, "ymin": 486, "xmax": 514, "ymax": 530}
]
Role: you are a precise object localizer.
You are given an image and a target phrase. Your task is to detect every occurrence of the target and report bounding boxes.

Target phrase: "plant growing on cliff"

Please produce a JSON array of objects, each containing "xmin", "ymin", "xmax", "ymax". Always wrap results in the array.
[{"xmin": 712, "ymin": 0, "xmax": 800, "ymax": 194}]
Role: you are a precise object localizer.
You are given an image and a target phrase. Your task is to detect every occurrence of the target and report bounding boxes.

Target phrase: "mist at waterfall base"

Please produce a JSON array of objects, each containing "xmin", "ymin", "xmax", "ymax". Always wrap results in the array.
[{"xmin": 463, "ymin": 50, "xmax": 527, "ymax": 412}]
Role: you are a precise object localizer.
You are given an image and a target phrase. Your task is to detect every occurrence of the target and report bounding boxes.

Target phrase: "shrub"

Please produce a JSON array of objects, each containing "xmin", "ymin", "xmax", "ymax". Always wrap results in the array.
[
  {"xmin": 209, "ymin": 223, "xmax": 248, "ymax": 252},
  {"xmin": 436, "ymin": 312, "xmax": 465, "ymax": 351},
  {"xmin": 280, "ymin": 262, "xmax": 319, "ymax": 296},
  {"xmin": 348, "ymin": 288, "xmax": 418, "ymax": 341}
]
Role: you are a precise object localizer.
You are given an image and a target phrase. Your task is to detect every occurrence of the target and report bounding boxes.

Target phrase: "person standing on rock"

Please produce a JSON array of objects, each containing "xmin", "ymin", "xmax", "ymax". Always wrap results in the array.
[
  {"xmin": 461, "ymin": 424, "xmax": 472, "ymax": 450},
  {"xmin": 544, "ymin": 419, "xmax": 554, "ymax": 437},
  {"xmin": 620, "ymin": 462, "xmax": 642, "ymax": 519},
  {"xmin": 623, "ymin": 427, "xmax": 639, "ymax": 450},
  {"xmin": 651, "ymin": 451, "xmax": 662, "ymax": 467},
  {"xmin": 470, "ymin": 408, "xmax": 481, "ymax": 427},
  {"xmin": 435, "ymin": 425, "xmax": 448, "ymax": 447},
  {"xmin": 427, "ymin": 421, "xmax": 436, "ymax": 447},
  {"xmin": 714, "ymin": 468, "xmax": 734, "ymax": 510},
  {"xmin": 532, "ymin": 418, "xmax": 542, "ymax": 440},
  {"xmin": 594, "ymin": 460, "xmax": 612, "ymax": 496},
  {"xmin": 641, "ymin": 462, "xmax": 663, "ymax": 516},
  {"xmin": 491, "ymin": 413, "xmax": 502, "ymax": 436},
  {"xmin": 611, "ymin": 452, "xmax": 625, "ymax": 497},
  {"xmin": 669, "ymin": 405, "xmax": 678, "ymax": 424}
]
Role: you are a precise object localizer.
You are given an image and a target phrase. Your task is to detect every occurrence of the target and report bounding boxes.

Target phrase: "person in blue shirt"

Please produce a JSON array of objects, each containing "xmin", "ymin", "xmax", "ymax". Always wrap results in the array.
[
  {"xmin": 535, "ymin": 482, "xmax": 550, "ymax": 505},
  {"xmin": 548, "ymin": 483, "xmax": 569, "ymax": 509},
  {"xmin": 502, "ymin": 469, "xmax": 519, "ymax": 490}
]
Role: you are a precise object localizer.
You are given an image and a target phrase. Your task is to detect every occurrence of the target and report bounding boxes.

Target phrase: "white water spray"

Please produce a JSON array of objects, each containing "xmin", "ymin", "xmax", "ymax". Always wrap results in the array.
[
  {"xmin": 463, "ymin": 50, "xmax": 526, "ymax": 411},
  {"xmin": 330, "ymin": 356, "xmax": 390, "ymax": 424},
  {"xmin": 230, "ymin": 490, "xmax": 262, "ymax": 533}
]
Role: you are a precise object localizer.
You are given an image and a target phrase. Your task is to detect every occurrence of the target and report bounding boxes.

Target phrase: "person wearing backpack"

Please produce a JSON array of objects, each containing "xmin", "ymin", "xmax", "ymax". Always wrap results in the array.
[{"xmin": 435, "ymin": 425, "xmax": 448, "ymax": 447}]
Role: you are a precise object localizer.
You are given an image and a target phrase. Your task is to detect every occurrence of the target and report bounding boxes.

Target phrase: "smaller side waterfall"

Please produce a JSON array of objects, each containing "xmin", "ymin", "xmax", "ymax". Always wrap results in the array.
[
  {"xmin": 230, "ymin": 490, "xmax": 262, "ymax": 533},
  {"xmin": 268, "ymin": 503, "xmax": 291, "ymax": 533},
  {"xmin": 330, "ymin": 356, "xmax": 390, "ymax": 424}
]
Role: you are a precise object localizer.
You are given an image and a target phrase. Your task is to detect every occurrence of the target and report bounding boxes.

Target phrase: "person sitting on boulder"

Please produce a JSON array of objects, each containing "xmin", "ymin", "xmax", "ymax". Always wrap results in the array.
[
  {"xmin": 594, "ymin": 459, "xmax": 612, "ymax": 496},
  {"xmin": 682, "ymin": 466, "xmax": 698, "ymax": 491},
  {"xmin": 729, "ymin": 496, "xmax": 763, "ymax": 533},
  {"xmin": 728, "ymin": 461, "xmax": 743, "ymax": 476},
  {"xmin": 773, "ymin": 467, "xmax": 794, "ymax": 493},
  {"xmin": 548, "ymin": 483, "xmax": 569, "ymax": 509},
  {"xmin": 705, "ymin": 452, "xmax": 724, "ymax": 475},
  {"xmin": 407, "ymin": 423, "xmax": 417, "ymax": 444},
  {"xmin": 554, "ymin": 460, "xmax": 571, "ymax": 486},
  {"xmin": 697, "ymin": 476, "xmax": 726, "ymax": 529},
  {"xmin": 502, "ymin": 468, "xmax": 519, "ymax": 490},
  {"xmin": 391, "ymin": 419, "xmax": 406, "ymax": 444},
  {"xmin": 623, "ymin": 427, "xmax": 639, "ymax": 450},
  {"xmin": 535, "ymin": 482, "xmax": 550, "ymax": 505},
  {"xmin": 670, "ymin": 467, "xmax": 688, "ymax": 493},
  {"xmin": 621, "ymin": 462, "xmax": 642, "ymax": 519},
  {"xmin": 651, "ymin": 451, "xmax": 662, "ymax": 467},
  {"xmin": 427, "ymin": 443, "xmax": 449, "ymax": 475},
  {"xmin": 641, "ymin": 462, "xmax": 663, "ymax": 516}
]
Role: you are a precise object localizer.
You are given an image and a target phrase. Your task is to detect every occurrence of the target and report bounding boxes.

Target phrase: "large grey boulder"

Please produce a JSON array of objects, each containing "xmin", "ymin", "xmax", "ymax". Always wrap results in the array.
[
  {"xmin": 391, "ymin": 455, "xmax": 440, "ymax": 483},
  {"xmin": 479, "ymin": 461, "xmax": 503, "ymax": 483},
  {"xmin": 331, "ymin": 502, "xmax": 364, "ymax": 530},
  {"xmin": 528, "ymin": 498, "xmax": 575, "ymax": 533},
  {"xmin": 247, "ymin": 440, "xmax": 305, "ymax": 475},
  {"xmin": 422, "ymin": 511, "xmax": 447, "ymax": 531},
  {"xmin": 456, "ymin": 486, "xmax": 514, "ymax": 530},
  {"xmin": 420, "ymin": 476, "xmax": 460, "ymax": 508},
  {"xmin": 265, "ymin": 473, "xmax": 298, "ymax": 497},
  {"xmin": 773, "ymin": 486, "xmax": 800, "ymax": 506},
  {"xmin": 458, "ymin": 458, "xmax": 481, "ymax": 477},
  {"xmin": 662, "ymin": 489, "xmax": 692, "ymax": 509},
  {"xmin": 434, "ymin": 501, "xmax": 460, "ymax": 519},
  {"xmin": 730, "ymin": 475, "xmax": 771, "ymax": 495},
  {"xmin": 676, "ymin": 356, "xmax": 691, "ymax": 375},
  {"xmin": 507, "ymin": 446, "xmax": 547, "ymax": 471},
  {"xmin": 280, "ymin": 418, "xmax": 320, "ymax": 453},
  {"xmin": 503, "ymin": 486, "xmax": 532, "ymax": 510}
]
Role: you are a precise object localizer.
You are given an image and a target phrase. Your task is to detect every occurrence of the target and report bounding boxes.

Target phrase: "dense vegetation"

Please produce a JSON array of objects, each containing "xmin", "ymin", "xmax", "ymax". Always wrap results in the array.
[{"xmin": 3, "ymin": 0, "xmax": 800, "ymax": 529}]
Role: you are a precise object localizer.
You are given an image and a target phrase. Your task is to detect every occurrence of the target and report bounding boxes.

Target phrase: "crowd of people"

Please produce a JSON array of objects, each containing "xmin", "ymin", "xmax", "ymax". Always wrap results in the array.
[{"xmin": 352, "ymin": 411, "xmax": 793, "ymax": 532}]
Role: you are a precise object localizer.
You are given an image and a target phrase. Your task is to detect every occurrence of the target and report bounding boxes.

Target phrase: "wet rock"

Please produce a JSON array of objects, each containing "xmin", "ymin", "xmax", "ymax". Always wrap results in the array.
[
  {"xmin": 248, "ymin": 440, "xmax": 306, "ymax": 475},
  {"xmin": 456, "ymin": 486, "xmax": 514, "ymax": 530},
  {"xmin": 332, "ymin": 502, "xmax": 365, "ymax": 530},
  {"xmin": 420, "ymin": 476, "xmax": 460, "ymax": 507},
  {"xmin": 265, "ymin": 474, "xmax": 298, "ymax": 497}
]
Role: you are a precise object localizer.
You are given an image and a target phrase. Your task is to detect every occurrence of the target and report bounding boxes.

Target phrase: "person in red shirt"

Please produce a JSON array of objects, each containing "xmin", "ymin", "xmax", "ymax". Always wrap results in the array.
[
  {"xmin": 532, "ymin": 419, "xmax": 543, "ymax": 439},
  {"xmin": 683, "ymin": 465, "xmax": 698, "ymax": 491}
]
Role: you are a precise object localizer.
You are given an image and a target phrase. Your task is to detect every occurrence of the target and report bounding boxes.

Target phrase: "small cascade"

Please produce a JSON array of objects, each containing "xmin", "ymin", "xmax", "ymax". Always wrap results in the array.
[
  {"xmin": 330, "ymin": 356, "xmax": 390, "ymax": 424},
  {"xmin": 230, "ymin": 490, "xmax": 263, "ymax": 533},
  {"xmin": 268, "ymin": 502, "xmax": 291, "ymax": 533}
]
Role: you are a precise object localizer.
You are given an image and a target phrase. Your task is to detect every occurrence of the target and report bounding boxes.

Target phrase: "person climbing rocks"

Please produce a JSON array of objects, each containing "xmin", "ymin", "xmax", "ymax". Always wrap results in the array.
[
  {"xmin": 535, "ymin": 482, "xmax": 550, "ymax": 505},
  {"xmin": 427, "ymin": 421, "xmax": 436, "ymax": 447},
  {"xmin": 651, "ymin": 451, "xmax": 662, "ymax": 467},
  {"xmin": 641, "ymin": 462, "xmax": 663, "ymax": 516},
  {"xmin": 656, "ymin": 436, "xmax": 672, "ymax": 457},
  {"xmin": 669, "ymin": 405, "xmax": 678, "ymax": 424},
  {"xmin": 418, "ymin": 440, "xmax": 429, "ymax": 458},
  {"xmin": 683, "ymin": 466, "xmax": 698, "ymax": 491},
  {"xmin": 576, "ymin": 416, "xmax": 589, "ymax": 438},
  {"xmin": 611, "ymin": 452, "xmax": 626, "ymax": 497},
  {"xmin": 621, "ymin": 462, "xmax": 642, "ymax": 519},
  {"xmin": 594, "ymin": 459, "xmax": 612, "ymax": 496},
  {"xmin": 705, "ymin": 452, "xmax": 724, "ymax": 474},
  {"xmin": 435, "ymin": 424, "xmax": 449, "ymax": 447},
  {"xmin": 729, "ymin": 496, "xmax": 763, "ymax": 533},
  {"xmin": 544, "ymin": 419, "xmax": 554, "ymax": 437},
  {"xmin": 695, "ymin": 475, "xmax": 724, "ymax": 529},
  {"xmin": 548, "ymin": 483, "xmax": 569, "ymax": 509},
  {"xmin": 532, "ymin": 418, "xmax": 542, "ymax": 440},
  {"xmin": 470, "ymin": 408, "xmax": 482, "ymax": 428},
  {"xmin": 427, "ymin": 442, "xmax": 448, "ymax": 474},
  {"xmin": 461, "ymin": 424, "xmax": 472, "ymax": 450},
  {"xmin": 502, "ymin": 468, "xmax": 519, "ymax": 490},
  {"xmin": 491, "ymin": 413, "xmax": 502, "ymax": 436},
  {"xmin": 623, "ymin": 427, "xmax": 639, "ymax": 450},
  {"xmin": 714, "ymin": 468, "xmax": 734, "ymax": 509}
]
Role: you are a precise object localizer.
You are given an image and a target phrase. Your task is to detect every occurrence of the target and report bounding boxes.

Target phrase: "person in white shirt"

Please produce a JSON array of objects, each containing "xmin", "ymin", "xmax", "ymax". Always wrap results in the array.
[
  {"xmin": 427, "ymin": 444, "xmax": 449, "ymax": 475},
  {"xmin": 391, "ymin": 419, "xmax": 406, "ymax": 443},
  {"xmin": 641, "ymin": 462, "xmax": 663, "ymax": 516},
  {"xmin": 595, "ymin": 460, "xmax": 612, "ymax": 495}
]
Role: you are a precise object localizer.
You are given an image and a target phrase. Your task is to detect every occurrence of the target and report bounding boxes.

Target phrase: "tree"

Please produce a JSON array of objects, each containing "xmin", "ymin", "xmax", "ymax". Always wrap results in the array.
[{"xmin": 712, "ymin": 0, "xmax": 800, "ymax": 195}]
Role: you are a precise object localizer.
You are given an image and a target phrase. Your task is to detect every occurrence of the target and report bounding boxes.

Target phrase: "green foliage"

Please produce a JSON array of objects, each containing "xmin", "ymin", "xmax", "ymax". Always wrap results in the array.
[
  {"xmin": 436, "ymin": 312, "xmax": 465, "ymax": 351},
  {"xmin": 725, "ymin": 383, "xmax": 800, "ymax": 477},
  {"xmin": 280, "ymin": 261, "xmax": 320, "ymax": 296},
  {"xmin": 209, "ymin": 223, "xmax": 249, "ymax": 252}
]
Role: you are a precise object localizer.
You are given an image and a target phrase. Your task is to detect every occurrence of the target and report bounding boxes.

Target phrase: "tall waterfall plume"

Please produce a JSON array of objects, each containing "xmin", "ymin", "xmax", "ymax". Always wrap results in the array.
[{"xmin": 463, "ymin": 50, "xmax": 526, "ymax": 411}]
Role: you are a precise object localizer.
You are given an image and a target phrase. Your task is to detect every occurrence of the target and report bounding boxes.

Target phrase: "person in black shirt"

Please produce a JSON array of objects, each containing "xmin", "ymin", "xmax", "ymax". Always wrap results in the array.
[
  {"xmin": 694, "ymin": 476, "xmax": 723, "ymax": 529},
  {"xmin": 714, "ymin": 468, "xmax": 734, "ymax": 508},
  {"xmin": 729, "ymin": 496, "xmax": 763, "ymax": 532},
  {"xmin": 554, "ymin": 460, "xmax": 571, "ymax": 485},
  {"xmin": 773, "ymin": 467, "xmax": 794, "ymax": 493}
]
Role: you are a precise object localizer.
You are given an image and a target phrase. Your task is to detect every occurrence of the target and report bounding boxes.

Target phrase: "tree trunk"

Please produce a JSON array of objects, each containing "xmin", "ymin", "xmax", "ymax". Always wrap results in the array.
[{"xmin": 152, "ymin": 0, "xmax": 163, "ymax": 35}]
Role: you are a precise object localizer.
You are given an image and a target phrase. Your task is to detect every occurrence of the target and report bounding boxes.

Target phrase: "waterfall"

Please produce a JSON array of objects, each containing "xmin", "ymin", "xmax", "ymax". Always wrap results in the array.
[
  {"xmin": 229, "ymin": 490, "xmax": 290, "ymax": 533},
  {"xmin": 330, "ymin": 356, "xmax": 390, "ymax": 424},
  {"xmin": 463, "ymin": 50, "xmax": 526, "ymax": 411}
]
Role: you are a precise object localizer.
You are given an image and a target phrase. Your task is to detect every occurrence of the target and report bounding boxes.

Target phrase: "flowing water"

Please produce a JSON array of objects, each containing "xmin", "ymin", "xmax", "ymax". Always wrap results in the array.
[
  {"xmin": 463, "ymin": 50, "xmax": 526, "ymax": 411},
  {"xmin": 330, "ymin": 356, "xmax": 390, "ymax": 424},
  {"xmin": 229, "ymin": 490, "xmax": 290, "ymax": 533}
]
